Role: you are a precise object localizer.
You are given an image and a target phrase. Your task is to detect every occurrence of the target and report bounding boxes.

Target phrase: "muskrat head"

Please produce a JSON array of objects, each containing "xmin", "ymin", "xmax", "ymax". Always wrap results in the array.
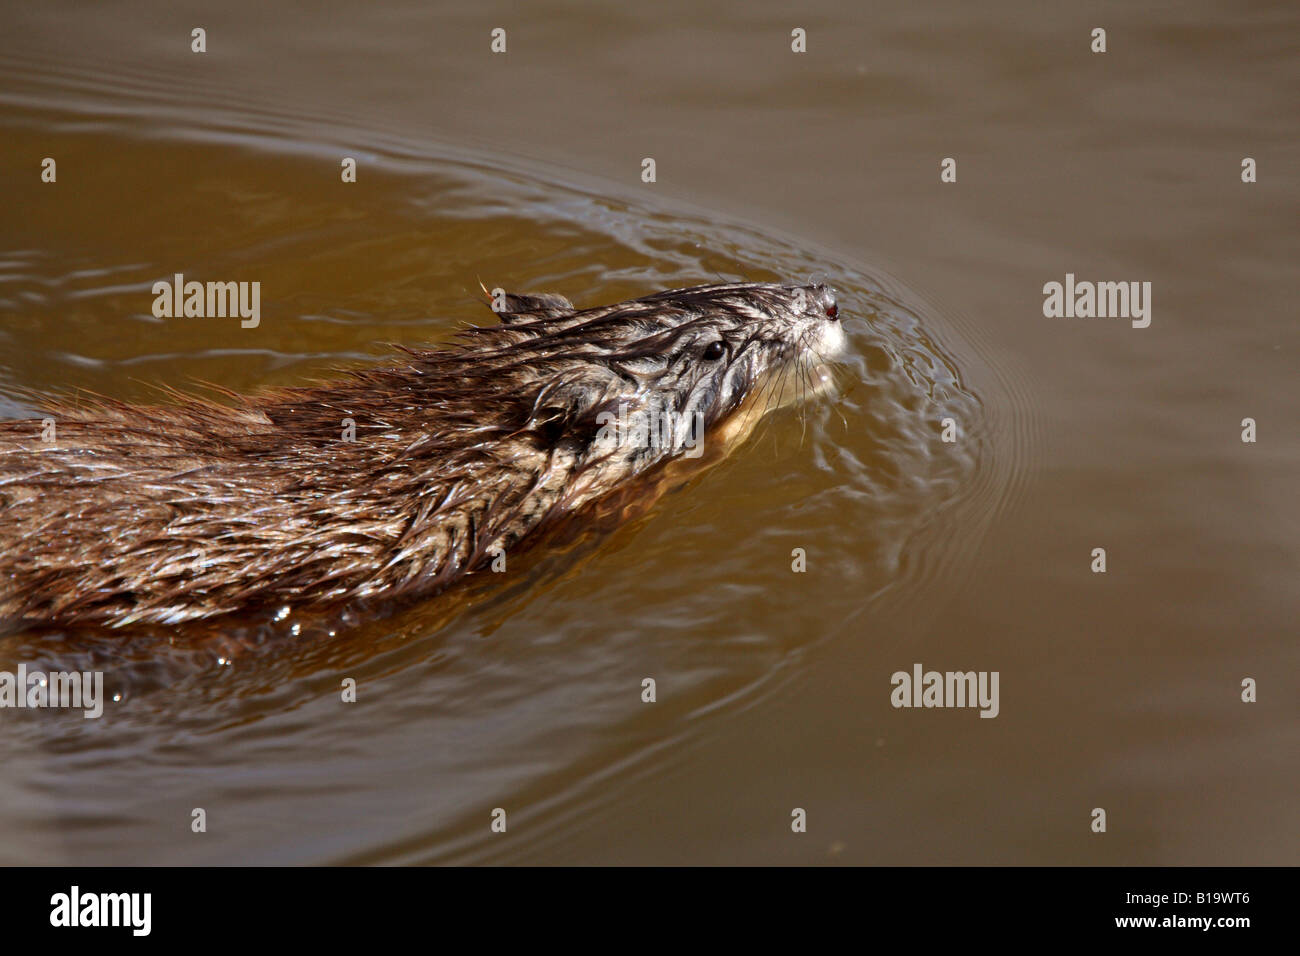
[{"xmin": 462, "ymin": 281, "xmax": 846, "ymax": 468}]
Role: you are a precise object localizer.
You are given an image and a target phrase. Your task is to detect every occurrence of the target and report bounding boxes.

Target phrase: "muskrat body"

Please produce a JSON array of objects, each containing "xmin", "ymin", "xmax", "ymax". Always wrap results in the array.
[{"xmin": 0, "ymin": 282, "xmax": 844, "ymax": 629}]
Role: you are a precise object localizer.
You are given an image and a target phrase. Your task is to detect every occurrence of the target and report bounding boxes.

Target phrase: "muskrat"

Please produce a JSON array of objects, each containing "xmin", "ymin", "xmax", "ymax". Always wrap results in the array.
[{"xmin": 0, "ymin": 282, "xmax": 845, "ymax": 630}]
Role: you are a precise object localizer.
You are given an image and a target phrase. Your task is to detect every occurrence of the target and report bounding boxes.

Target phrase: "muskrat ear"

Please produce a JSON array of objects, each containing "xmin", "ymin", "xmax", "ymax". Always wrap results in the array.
[
  {"xmin": 496, "ymin": 291, "xmax": 576, "ymax": 324},
  {"xmin": 534, "ymin": 393, "xmax": 610, "ymax": 453},
  {"xmin": 534, "ymin": 405, "xmax": 571, "ymax": 448}
]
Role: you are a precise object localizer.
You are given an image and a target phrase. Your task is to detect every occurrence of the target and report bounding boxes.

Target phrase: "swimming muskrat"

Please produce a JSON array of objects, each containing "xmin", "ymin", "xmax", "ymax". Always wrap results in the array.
[{"xmin": 0, "ymin": 282, "xmax": 845, "ymax": 629}]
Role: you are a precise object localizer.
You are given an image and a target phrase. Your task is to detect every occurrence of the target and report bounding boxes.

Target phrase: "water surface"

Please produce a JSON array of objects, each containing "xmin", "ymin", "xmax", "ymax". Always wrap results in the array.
[{"xmin": 0, "ymin": 0, "xmax": 1294, "ymax": 865}]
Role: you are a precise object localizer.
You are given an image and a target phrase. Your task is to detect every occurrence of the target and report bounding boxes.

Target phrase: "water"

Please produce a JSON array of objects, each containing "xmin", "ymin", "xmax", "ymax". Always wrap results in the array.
[{"xmin": 0, "ymin": 0, "xmax": 1295, "ymax": 865}]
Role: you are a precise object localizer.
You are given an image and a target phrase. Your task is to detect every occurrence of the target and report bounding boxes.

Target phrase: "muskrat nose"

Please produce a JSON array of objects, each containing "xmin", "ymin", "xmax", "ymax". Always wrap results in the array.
[{"xmin": 809, "ymin": 284, "xmax": 839, "ymax": 320}]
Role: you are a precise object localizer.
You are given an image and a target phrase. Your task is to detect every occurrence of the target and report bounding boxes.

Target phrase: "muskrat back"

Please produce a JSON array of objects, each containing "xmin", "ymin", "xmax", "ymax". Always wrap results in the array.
[{"xmin": 0, "ymin": 281, "xmax": 845, "ymax": 629}]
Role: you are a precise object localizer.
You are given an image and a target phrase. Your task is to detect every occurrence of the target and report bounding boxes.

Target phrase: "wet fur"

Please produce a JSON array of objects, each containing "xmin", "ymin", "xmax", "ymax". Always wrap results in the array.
[{"xmin": 0, "ymin": 282, "xmax": 842, "ymax": 628}]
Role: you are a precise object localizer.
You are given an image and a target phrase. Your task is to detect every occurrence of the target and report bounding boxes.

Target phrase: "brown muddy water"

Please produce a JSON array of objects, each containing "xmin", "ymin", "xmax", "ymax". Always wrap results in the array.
[{"xmin": 0, "ymin": 1, "xmax": 1295, "ymax": 865}]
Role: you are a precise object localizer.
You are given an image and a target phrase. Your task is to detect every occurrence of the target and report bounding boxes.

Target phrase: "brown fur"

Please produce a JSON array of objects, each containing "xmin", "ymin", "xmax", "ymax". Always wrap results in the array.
[{"xmin": 0, "ymin": 282, "xmax": 842, "ymax": 629}]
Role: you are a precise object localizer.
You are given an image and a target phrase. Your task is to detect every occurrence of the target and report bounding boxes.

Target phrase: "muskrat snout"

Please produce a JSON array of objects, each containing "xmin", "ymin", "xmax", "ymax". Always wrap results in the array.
[
  {"xmin": 796, "ymin": 283, "xmax": 848, "ymax": 362},
  {"xmin": 805, "ymin": 283, "xmax": 839, "ymax": 318}
]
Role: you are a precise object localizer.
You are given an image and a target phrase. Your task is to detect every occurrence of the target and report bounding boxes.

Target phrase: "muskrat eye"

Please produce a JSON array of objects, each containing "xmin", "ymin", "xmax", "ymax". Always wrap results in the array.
[
  {"xmin": 825, "ymin": 304, "xmax": 839, "ymax": 319},
  {"xmin": 702, "ymin": 340, "xmax": 726, "ymax": 361}
]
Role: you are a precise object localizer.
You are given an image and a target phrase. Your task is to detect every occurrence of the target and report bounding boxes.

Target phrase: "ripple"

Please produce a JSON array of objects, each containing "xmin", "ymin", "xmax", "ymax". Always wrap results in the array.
[{"xmin": 0, "ymin": 95, "xmax": 1020, "ymax": 864}]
